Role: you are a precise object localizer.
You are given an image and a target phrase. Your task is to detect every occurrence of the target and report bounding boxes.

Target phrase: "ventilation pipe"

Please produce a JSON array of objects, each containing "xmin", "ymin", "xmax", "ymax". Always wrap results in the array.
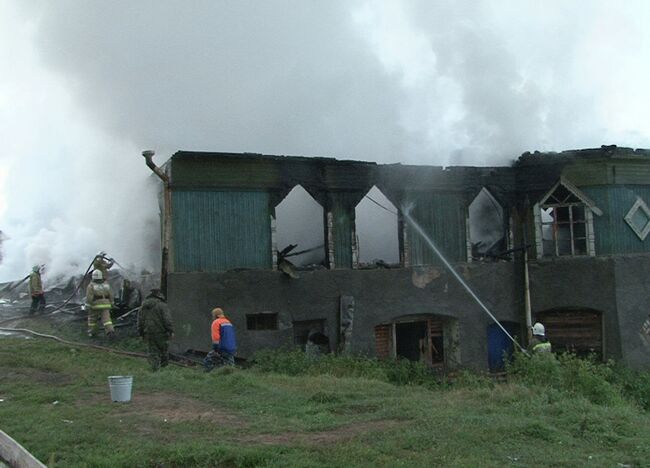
[{"xmin": 142, "ymin": 150, "xmax": 171, "ymax": 296}]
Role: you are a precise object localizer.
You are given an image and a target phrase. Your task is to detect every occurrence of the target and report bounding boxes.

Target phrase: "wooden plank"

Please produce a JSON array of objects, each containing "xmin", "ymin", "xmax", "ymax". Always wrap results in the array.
[
  {"xmin": 537, "ymin": 309, "xmax": 602, "ymax": 357},
  {"xmin": 0, "ymin": 430, "xmax": 47, "ymax": 468},
  {"xmin": 374, "ymin": 325, "xmax": 391, "ymax": 359}
]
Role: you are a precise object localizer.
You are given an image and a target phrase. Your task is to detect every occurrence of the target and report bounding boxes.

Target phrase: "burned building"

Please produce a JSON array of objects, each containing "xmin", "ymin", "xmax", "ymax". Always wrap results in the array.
[{"xmin": 145, "ymin": 145, "xmax": 650, "ymax": 370}]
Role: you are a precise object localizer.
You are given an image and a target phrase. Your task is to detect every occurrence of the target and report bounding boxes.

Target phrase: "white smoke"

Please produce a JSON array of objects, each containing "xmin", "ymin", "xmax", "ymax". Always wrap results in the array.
[{"xmin": 1, "ymin": 0, "xmax": 649, "ymax": 281}]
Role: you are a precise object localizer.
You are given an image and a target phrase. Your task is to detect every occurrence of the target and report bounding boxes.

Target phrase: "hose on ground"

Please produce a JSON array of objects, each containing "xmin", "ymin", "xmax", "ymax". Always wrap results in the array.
[{"xmin": 0, "ymin": 326, "xmax": 195, "ymax": 368}]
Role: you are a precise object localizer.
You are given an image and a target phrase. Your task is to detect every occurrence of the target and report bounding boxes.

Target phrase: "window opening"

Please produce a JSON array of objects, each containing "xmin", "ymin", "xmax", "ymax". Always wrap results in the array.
[
  {"xmin": 468, "ymin": 188, "xmax": 506, "ymax": 260},
  {"xmin": 537, "ymin": 179, "xmax": 600, "ymax": 258},
  {"xmin": 293, "ymin": 319, "xmax": 329, "ymax": 353},
  {"xmin": 355, "ymin": 186, "xmax": 399, "ymax": 266},
  {"xmin": 246, "ymin": 313, "xmax": 278, "ymax": 330},
  {"xmin": 375, "ymin": 316, "xmax": 459, "ymax": 369},
  {"xmin": 275, "ymin": 185, "xmax": 325, "ymax": 268},
  {"xmin": 395, "ymin": 321, "xmax": 428, "ymax": 362}
]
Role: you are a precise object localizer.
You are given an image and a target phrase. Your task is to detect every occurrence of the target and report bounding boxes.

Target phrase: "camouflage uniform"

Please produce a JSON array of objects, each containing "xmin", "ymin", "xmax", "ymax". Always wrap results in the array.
[
  {"xmin": 85, "ymin": 280, "xmax": 114, "ymax": 336},
  {"xmin": 137, "ymin": 291, "xmax": 174, "ymax": 371}
]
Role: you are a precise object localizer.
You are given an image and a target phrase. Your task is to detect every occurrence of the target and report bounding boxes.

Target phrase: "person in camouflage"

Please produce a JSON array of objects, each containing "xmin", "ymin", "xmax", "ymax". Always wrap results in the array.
[{"xmin": 137, "ymin": 289, "xmax": 174, "ymax": 371}]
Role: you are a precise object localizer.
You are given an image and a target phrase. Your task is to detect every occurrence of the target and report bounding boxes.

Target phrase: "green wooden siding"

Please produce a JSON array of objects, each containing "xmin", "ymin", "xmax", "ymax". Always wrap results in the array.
[
  {"xmin": 406, "ymin": 192, "xmax": 467, "ymax": 265},
  {"xmin": 583, "ymin": 185, "xmax": 650, "ymax": 255},
  {"xmin": 172, "ymin": 190, "xmax": 272, "ymax": 272}
]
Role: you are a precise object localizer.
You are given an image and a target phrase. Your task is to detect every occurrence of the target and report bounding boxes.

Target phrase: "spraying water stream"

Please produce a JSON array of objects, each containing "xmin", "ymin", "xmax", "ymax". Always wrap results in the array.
[{"xmin": 402, "ymin": 207, "xmax": 526, "ymax": 353}]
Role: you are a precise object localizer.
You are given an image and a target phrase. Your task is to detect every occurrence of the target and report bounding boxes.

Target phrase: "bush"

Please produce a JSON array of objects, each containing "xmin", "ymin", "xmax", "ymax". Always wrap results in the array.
[
  {"xmin": 506, "ymin": 351, "xmax": 626, "ymax": 406},
  {"xmin": 609, "ymin": 364, "xmax": 650, "ymax": 411}
]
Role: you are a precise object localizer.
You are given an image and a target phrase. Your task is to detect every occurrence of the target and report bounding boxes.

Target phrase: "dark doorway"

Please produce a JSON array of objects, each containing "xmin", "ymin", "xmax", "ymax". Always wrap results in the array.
[
  {"xmin": 293, "ymin": 319, "xmax": 326, "ymax": 349},
  {"xmin": 395, "ymin": 321, "xmax": 427, "ymax": 361}
]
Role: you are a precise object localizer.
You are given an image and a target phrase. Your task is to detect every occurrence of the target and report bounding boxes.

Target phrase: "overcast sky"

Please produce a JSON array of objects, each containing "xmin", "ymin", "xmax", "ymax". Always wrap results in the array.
[{"xmin": 0, "ymin": 0, "xmax": 649, "ymax": 281}]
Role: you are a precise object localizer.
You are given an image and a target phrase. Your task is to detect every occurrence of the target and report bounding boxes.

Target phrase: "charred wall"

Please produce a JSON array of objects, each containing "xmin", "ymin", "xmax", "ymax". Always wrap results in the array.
[
  {"xmin": 167, "ymin": 261, "xmax": 521, "ymax": 370},
  {"xmin": 160, "ymin": 146, "xmax": 650, "ymax": 370}
]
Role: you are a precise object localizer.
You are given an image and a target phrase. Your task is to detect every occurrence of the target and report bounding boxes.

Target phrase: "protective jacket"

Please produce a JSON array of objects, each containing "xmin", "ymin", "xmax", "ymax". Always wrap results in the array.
[
  {"xmin": 29, "ymin": 272, "xmax": 43, "ymax": 296},
  {"xmin": 137, "ymin": 293, "xmax": 174, "ymax": 337},
  {"xmin": 93, "ymin": 256, "xmax": 114, "ymax": 280},
  {"xmin": 529, "ymin": 336, "xmax": 552, "ymax": 353},
  {"xmin": 85, "ymin": 281, "xmax": 113, "ymax": 310},
  {"xmin": 211, "ymin": 317, "xmax": 236, "ymax": 354}
]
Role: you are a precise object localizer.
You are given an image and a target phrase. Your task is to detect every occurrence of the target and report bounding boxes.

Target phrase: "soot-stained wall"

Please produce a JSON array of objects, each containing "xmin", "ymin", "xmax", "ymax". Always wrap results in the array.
[{"xmin": 167, "ymin": 261, "xmax": 521, "ymax": 370}]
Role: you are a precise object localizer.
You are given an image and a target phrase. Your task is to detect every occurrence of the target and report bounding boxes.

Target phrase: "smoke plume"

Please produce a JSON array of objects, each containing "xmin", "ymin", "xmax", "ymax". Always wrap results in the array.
[{"xmin": 1, "ymin": 0, "xmax": 649, "ymax": 281}]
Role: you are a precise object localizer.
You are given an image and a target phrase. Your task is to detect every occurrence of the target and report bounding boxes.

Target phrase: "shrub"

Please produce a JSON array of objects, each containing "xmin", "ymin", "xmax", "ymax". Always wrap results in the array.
[
  {"xmin": 506, "ymin": 351, "xmax": 624, "ymax": 406},
  {"xmin": 609, "ymin": 364, "xmax": 650, "ymax": 411}
]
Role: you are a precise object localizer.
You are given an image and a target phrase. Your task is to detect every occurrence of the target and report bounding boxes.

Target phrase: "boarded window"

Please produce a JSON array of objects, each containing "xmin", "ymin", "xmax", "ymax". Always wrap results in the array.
[
  {"xmin": 428, "ymin": 318, "xmax": 444, "ymax": 365},
  {"xmin": 246, "ymin": 313, "xmax": 278, "ymax": 330},
  {"xmin": 536, "ymin": 309, "xmax": 602, "ymax": 359}
]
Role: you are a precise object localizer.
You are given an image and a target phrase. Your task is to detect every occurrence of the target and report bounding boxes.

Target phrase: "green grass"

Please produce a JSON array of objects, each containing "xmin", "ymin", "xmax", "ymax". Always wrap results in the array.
[{"xmin": 1, "ymin": 335, "xmax": 650, "ymax": 467}]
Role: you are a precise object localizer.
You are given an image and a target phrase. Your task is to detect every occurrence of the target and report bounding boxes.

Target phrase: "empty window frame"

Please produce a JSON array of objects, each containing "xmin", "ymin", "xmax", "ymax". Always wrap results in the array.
[
  {"xmin": 274, "ymin": 185, "xmax": 326, "ymax": 268},
  {"xmin": 535, "ymin": 179, "xmax": 601, "ymax": 258},
  {"xmin": 293, "ymin": 319, "xmax": 328, "ymax": 351},
  {"xmin": 467, "ymin": 188, "xmax": 507, "ymax": 260},
  {"xmin": 355, "ymin": 186, "xmax": 400, "ymax": 266},
  {"xmin": 246, "ymin": 313, "xmax": 278, "ymax": 330}
]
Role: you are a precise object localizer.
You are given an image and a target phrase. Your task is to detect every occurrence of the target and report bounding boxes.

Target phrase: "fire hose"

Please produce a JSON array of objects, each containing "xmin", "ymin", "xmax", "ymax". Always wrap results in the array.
[{"xmin": 0, "ymin": 326, "xmax": 196, "ymax": 368}]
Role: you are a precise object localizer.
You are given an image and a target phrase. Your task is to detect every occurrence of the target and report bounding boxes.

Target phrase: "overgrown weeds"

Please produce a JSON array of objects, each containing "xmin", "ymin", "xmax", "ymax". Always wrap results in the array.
[
  {"xmin": 507, "ymin": 351, "xmax": 650, "ymax": 409},
  {"xmin": 251, "ymin": 349, "xmax": 441, "ymax": 388},
  {"xmin": 253, "ymin": 348, "xmax": 650, "ymax": 410}
]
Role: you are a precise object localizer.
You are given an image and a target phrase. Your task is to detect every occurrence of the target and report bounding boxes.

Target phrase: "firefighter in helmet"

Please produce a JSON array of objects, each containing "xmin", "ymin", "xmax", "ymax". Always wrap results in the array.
[
  {"xmin": 85, "ymin": 270, "xmax": 115, "ymax": 337},
  {"xmin": 529, "ymin": 322, "xmax": 552, "ymax": 353},
  {"xmin": 92, "ymin": 252, "xmax": 114, "ymax": 283}
]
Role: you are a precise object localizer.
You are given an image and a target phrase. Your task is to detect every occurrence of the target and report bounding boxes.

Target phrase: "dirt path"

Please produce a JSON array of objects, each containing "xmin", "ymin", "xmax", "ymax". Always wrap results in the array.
[{"xmin": 81, "ymin": 390, "xmax": 403, "ymax": 446}]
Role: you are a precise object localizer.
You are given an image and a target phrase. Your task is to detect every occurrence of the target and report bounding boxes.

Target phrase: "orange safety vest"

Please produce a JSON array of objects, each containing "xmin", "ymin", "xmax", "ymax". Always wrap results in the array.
[{"xmin": 211, "ymin": 317, "xmax": 231, "ymax": 343}]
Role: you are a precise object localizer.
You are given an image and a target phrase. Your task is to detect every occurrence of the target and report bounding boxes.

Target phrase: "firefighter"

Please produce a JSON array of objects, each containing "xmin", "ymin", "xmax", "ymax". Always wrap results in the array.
[
  {"xmin": 85, "ymin": 270, "xmax": 114, "ymax": 337},
  {"xmin": 29, "ymin": 265, "xmax": 46, "ymax": 314},
  {"xmin": 203, "ymin": 307, "xmax": 237, "ymax": 371},
  {"xmin": 92, "ymin": 252, "xmax": 114, "ymax": 282},
  {"xmin": 137, "ymin": 289, "xmax": 174, "ymax": 371},
  {"xmin": 529, "ymin": 322, "xmax": 552, "ymax": 353}
]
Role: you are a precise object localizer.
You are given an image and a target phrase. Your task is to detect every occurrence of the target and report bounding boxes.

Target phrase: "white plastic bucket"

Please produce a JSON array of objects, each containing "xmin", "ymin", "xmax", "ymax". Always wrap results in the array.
[{"xmin": 108, "ymin": 375, "xmax": 133, "ymax": 402}]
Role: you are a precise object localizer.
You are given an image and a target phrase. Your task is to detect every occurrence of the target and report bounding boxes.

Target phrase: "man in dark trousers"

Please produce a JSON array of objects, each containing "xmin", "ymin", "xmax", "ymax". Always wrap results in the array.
[
  {"xmin": 203, "ymin": 307, "xmax": 237, "ymax": 371},
  {"xmin": 137, "ymin": 289, "xmax": 174, "ymax": 371}
]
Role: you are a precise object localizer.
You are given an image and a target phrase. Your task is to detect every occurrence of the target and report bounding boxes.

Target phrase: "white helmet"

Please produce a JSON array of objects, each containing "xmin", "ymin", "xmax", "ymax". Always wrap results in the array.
[
  {"xmin": 532, "ymin": 322, "xmax": 545, "ymax": 337},
  {"xmin": 92, "ymin": 270, "xmax": 104, "ymax": 281}
]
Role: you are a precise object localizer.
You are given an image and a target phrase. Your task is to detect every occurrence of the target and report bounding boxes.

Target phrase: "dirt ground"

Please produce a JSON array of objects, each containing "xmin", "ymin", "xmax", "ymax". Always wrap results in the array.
[{"xmin": 81, "ymin": 390, "xmax": 403, "ymax": 446}]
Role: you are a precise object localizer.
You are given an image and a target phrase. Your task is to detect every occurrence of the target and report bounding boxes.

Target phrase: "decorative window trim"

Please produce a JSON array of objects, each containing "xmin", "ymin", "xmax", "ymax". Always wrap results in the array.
[
  {"xmin": 539, "ymin": 177, "xmax": 603, "ymax": 216},
  {"xmin": 534, "ymin": 177, "xmax": 602, "ymax": 259},
  {"xmin": 624, "ymin": 196, "xmax": 650, "ymax": 240}
]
